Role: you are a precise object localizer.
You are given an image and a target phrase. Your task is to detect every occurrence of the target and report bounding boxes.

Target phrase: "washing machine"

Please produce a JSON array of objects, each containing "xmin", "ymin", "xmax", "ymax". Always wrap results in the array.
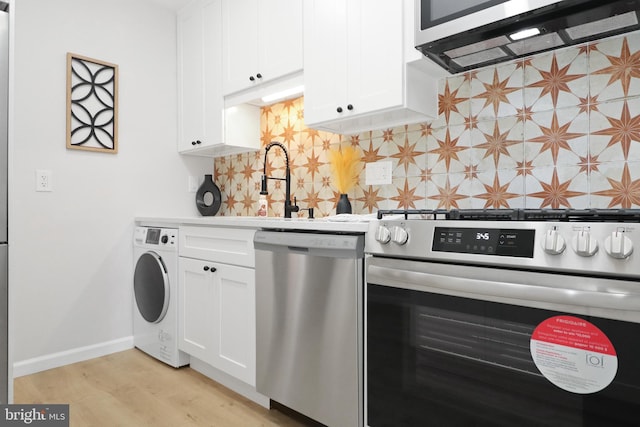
[{"xmin": 133, "ymin": 226, "xmax": 189, "ymax": 367}]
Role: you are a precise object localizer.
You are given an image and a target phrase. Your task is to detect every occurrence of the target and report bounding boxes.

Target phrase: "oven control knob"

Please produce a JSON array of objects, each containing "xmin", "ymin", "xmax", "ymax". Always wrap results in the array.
[
  {"xmin": 391, "ymin": 226, "xmax": 408, "ymax": 245},
  {"xmin": 572, "ymin": 229, "xmax": 598, "ymax": 257},
  {"xmin": 375, "ymin": 226, "xmax": 391, "ymax": 244},
  {"xmin": 541, "ymin": 228, "xmax": 565, "ymax": 255},
  {"xmin": 604, "ymin": 230, "xmax": 633, "ymax": 259}
]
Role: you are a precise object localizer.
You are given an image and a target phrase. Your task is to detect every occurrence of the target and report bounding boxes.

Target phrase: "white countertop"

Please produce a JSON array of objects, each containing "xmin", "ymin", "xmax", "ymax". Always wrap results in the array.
[{"xmin": 135, "ymin": 214, "xmax": 372, "ymax": 233}]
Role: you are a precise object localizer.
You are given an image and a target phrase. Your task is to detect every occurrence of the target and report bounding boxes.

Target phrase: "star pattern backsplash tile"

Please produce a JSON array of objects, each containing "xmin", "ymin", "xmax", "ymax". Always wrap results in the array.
[{"xmin": 214, "ymin": 30, "xmax": 640, "ymax": 217}]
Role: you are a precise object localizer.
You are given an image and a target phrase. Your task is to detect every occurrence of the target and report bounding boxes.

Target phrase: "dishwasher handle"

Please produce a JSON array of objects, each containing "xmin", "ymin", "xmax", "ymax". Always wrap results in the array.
[
  {"xmin": 287, "ymin": 246, "xmax": 309, "ymax": 253},
  {"xmin": 254, "ymin": 230, "xmax": 364, "ymax": 258}
]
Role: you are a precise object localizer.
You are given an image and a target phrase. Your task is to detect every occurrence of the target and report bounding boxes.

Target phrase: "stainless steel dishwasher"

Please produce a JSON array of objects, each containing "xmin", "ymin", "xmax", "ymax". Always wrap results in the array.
[{"xmin": 254, "ymin": 230, "xmax": 364, "ymax": 427}]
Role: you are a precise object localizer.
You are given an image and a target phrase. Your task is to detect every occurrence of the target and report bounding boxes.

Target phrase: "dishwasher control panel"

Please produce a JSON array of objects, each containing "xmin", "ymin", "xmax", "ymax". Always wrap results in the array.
[{"xmin": 254, "ymin": 230, "xmax": 364, "ymax": 253}]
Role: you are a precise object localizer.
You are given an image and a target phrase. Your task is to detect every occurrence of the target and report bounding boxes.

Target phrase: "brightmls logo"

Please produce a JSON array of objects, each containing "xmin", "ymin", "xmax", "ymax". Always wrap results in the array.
[
  {"xmin": 4, "ymin": 408, "xmax": 45, "ymax": 424},
  {"xmin": 0, "ymin": 405, "xmax": 68, "ymax": 426}
]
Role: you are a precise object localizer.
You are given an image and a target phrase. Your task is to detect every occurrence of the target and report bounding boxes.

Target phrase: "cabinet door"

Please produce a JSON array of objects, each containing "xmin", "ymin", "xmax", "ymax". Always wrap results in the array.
[
  {"xmin": 222, "ymin": 0, "xmax": 259, "ymax": 95},
  {"xmin": 211, "ymin": 263, "xmax": 256, "ymax": 386},
  {"xmin": 177, "ymin": 0, "xmax": 223, "ymax": 153},
  {"xmin": 178, "ymin": 257, "xmax": 213, "ymax": 361},
  {"xmin": 258, "ymin": 0, "xmax": 303, "ymax": 84},
  {"xmin": 347, "ymin": 0, "xmax": 404, "ymax": 115},
  {"xmin": 303, "ymin": 0, "xmax": 349, "ymax": 125},
  {"xmin": 304, "ymin": 0, "xmax": 404, "ymax": 127},
  {"xmin": 177, "ymin": 0, "xmax": 205, "ymax": 151}
]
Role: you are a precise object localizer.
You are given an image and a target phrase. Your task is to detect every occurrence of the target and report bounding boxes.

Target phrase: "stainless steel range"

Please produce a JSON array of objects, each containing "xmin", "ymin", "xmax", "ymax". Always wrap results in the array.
[{"xmin": 365, "ymin": 209, "xmax": 640, "ymax": 427}]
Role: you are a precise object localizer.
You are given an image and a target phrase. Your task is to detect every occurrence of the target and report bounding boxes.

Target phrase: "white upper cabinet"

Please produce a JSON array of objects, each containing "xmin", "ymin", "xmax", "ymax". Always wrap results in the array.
[
  {"xmin": 304, "ymin": 0, "xmax": 441, "ymax": 135},
  {"xmin": 178, "ymin": 0, "xmax": 260, "ymax": 157},
  {"xmin": 222, "ymin": 0, "xmax": 303, "ymax": 96},
  {"xmin": 177, "ymin": 0, "xmax": 221, "ymax": 154},
  {"xmin": 303, "ymin": 0, "xmax": 350, "ymax": 124}
]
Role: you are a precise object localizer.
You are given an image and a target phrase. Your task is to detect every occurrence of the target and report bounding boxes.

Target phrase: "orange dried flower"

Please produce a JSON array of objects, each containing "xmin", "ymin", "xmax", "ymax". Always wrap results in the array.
[{"xmin": 329, "ymin": 146, "xmax": 361, "ymax": 193}]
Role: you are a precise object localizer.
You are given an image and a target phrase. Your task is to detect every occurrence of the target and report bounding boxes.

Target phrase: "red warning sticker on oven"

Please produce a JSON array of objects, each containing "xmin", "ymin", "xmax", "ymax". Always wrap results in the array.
[{"xmin": 530, "ymin": 315, "xmax": 617, "ymax": 394}]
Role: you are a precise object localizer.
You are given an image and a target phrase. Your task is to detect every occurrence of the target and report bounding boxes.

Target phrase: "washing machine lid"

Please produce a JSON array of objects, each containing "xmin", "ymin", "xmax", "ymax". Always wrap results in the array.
[{"xmin": 134, "ymin": 251, "xmax": 170, "ymax": 323}]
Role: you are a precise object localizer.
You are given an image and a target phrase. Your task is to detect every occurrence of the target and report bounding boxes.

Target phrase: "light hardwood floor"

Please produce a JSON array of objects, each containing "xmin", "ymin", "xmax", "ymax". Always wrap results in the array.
[{"xmin": 13, "ymin": 349, "xmax": 308, "ymax": 427}]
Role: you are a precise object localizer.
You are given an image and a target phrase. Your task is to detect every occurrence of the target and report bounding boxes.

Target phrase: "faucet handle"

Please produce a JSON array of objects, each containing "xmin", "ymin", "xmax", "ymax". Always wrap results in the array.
[
  {"xmin": 299, "ymin": 207, "xmax": 314, "ymax": 219},
  {"xmin": 284, "ymin": 196, "xmax": 300, "ymax": 218}
]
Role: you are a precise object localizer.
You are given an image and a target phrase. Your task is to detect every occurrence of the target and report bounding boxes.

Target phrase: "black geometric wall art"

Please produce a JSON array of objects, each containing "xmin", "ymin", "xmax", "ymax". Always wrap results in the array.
[{"xmin": 66, "ymin": 53, "xmax": 118, "ymax": 153}]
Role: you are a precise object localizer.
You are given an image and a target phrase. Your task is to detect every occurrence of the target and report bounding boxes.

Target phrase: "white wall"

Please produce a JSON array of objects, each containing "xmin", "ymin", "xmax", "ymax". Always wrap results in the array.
[{"xmin": 11, "ymin": 0, "xmax": 211, "ymax": 368}]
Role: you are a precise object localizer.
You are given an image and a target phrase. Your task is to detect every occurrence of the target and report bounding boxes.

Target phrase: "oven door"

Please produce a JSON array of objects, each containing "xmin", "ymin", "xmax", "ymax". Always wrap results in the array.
[{"xmin": 366, "ymin": 257, "xmax": 640, "ymax": 427}]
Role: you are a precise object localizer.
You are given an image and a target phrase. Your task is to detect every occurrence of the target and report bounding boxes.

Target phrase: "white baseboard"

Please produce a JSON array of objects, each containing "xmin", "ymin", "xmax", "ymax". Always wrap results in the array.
[
  {"xmin": 13, "ymin": 336, "xmax": 134, "ymax": 378},
  {"xmin": 189, "ymin": 357, "xmax": 270, "ymax": 408}
]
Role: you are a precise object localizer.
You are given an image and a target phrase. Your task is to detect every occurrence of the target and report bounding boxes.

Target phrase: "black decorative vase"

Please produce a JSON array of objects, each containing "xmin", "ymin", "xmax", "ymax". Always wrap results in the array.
[
  {"xmin": 336, "ymin": 193, "xmax": 352, "ymax": 214},
  {"xmin": 195, "ymin": 174, "xmax": 222, "ymax": 216}
]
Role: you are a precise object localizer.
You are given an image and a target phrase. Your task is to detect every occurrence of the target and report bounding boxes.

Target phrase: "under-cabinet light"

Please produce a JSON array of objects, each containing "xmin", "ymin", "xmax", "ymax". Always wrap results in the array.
[
  {"xmin": 261, "ymin": 85, "xmax": 305, "ymax": 103},
  {"xmin": 509, "ymin": 27, "xmax": 540, "ymax": 41}
]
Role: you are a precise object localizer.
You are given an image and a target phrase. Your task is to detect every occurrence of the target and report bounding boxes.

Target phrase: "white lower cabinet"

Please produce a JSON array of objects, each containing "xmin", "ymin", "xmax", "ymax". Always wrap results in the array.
[
  {"xmin": 178, "ymin": 257, "xmax": 211, "ymax": 362},
  {"xmin": 178, "ymin": 226, "xmax": 256, "ymax": 386}
]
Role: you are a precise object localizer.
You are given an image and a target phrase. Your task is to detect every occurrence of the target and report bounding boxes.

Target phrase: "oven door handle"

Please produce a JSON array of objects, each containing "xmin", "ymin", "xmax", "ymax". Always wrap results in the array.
[{"xmin": 367, "ymin": 260, "xmax": 640, "ymax": 312}]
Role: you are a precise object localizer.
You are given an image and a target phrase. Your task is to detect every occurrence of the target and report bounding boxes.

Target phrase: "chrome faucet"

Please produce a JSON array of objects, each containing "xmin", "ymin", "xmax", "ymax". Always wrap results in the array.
[{"xmin": 261, "ymin": 141, "xmax": 299, "ymax": 218}]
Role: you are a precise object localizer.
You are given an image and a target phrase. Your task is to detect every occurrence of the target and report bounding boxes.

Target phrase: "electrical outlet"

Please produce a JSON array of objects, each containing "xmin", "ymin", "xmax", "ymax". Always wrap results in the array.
[
  {"xmin": 365, "ymin": 161, "xmax": 392, "ymax": 185},
  {"xmin": 36, "ymin": 169, "xmax": 52, "ymax": 192}
]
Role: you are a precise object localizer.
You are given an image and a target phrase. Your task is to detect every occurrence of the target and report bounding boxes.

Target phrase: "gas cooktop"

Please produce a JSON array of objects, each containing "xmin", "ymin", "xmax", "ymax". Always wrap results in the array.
[{"xmin": 377, "ymin": 209, "xmax": 640, "ymax": 222}]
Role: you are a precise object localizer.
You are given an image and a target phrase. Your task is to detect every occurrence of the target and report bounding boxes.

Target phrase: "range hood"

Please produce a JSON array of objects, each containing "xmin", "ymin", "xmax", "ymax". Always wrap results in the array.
[{"xmin": 416, "ymin": 0, "xmax": 640, "ymax": 74}]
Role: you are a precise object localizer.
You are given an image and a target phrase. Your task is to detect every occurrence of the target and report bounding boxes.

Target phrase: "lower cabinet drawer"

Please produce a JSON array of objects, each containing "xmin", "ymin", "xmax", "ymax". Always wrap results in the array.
[{"xmin": 179, "ymin": 226, "xmax": 256, "ymax": 267}]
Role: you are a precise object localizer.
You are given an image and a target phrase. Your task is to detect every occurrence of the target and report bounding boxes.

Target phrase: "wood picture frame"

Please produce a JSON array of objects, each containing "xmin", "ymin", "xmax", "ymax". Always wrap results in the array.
[{"xmin": 66, "ymin": 53, "xmax": 118, "ymax": 153}]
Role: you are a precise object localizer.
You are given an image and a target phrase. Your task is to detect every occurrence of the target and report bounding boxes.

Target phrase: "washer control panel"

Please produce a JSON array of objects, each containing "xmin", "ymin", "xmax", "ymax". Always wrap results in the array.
[{"xmin": 134, "ymin": 227, "xmax": 177, "ymax": 249}]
